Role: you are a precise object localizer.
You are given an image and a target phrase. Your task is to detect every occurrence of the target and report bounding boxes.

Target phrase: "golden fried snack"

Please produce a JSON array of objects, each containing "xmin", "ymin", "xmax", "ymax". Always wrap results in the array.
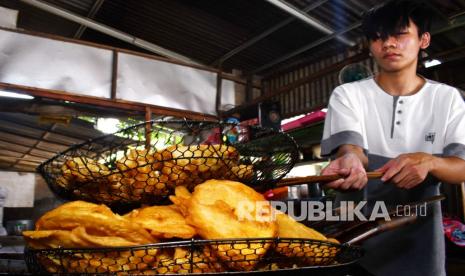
[
  {"xmin": 274, "ymin": 212, "xmax": 339, "ymax": 265},
  {"xmin": 71, "ymin": 179, "xmax": 121, "ymax": 203},
  {"xmin": 108, "ymin": 148, "xmax": 173, "ymax": 201},
  {"xmin": 62, "ymin": 157, "xmax": 111, "ymax": 183},
  {"xmin": 59, "ymin": 157, "xmax": 115, "ymax": 202},
  {"xmin": 70, "ymin": 226, "xmax": 141, "ymax": 247},
  {"xmin": 56, "ymin": 144, "xmax": 252, "ymax": 205},
  {"xmin": 38, "ymin": 249, "xmax": 157, "ymax": 274},
  {"xmin": 23, "ymin": 230, "xmax": 86, "ymax": 249},
  {"xmin": 275, "ymin": 212, "xmax": 328, "ymax": 240},
  {"xmin": 35, "ymin": 201, "xmax": 155, "ymax": 245},
  {"xmin": 162, "ymin": 145, "xmax": 240, "ymax": 184},
  {"xmin": 23, "ymin": 227, "xmax": 140, "ymax": 249},
  {"xmin": 116, "ymin": 148, "xmax": 165, "ymax": 174},
  {"xmin": 25, "ymin": 201, "xmax": 159, "ymax": 274},
  {"xmin": 56, "ymin": 175, "xmax": 73, "ymax": 189},
  {"xmin": 168, "ymin": 186, "xmax": 192, "ymax": 217},
  {"xmin": 172, "ymin": 185, "xmax": 192, "ymax": 201},
  {"xmin": 152, "ymin": 247, "xmax": 224, "ymax": 274},
  {"xmin": 167, "ymin": 144, "xmax": 238, "ymax": 168},
  {"xmin": 224, "ymin": 164, "xmax": 254, "ymax": 181},
  {"xmin": 172, "ymin": 180, "xmax": 277, "ymax": 271},
  {"xmin": 124, "ymin": 205, "xmax": 196, "ymax": 239},
  {"xmin": 107, "ymin": 170, "xmax": 170, "ymax": 202},
  {"xmin": 161, "ymin": 161, "xmax": 191, "ymax": 187}
]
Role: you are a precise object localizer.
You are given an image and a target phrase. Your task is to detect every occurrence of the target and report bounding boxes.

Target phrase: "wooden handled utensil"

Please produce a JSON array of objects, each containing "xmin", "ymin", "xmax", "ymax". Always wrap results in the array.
[
  {"xmin": 264, "ymin": 172, "xmax": 383, "ymax": 199},
  {"xmin": 276, "ymin": 171, "xmax": 384, "ymax": 187}
]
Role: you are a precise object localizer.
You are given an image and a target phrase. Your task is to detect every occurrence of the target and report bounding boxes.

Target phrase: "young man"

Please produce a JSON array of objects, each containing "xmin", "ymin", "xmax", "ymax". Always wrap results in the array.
[{"xmin": 320, "ymin": 0, "xmax": 465, "ymax": 275}]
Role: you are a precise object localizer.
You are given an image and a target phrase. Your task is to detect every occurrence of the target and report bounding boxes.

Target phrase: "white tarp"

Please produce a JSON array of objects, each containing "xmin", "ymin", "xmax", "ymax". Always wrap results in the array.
[
  {"xmin": 221, "ymin": 79, "xmax": 236, "ymax": 111},
  {"xmin": 0, "ymin": 29, "xmax": 236, "ymax": 115},
  {"xmin": 0, "ymin": 29, "xmax": 112, "ymax": 98},
  {"xmin": 117, "ymin": 53, "xmax": 235, "ymax": 115},
  {"xmin": 0, "ymin": 171, "xmax": 35, "ymax": 207},
  {"xmin": 0, "ymin": 6, "xmax": 18, "ymax": 29}
]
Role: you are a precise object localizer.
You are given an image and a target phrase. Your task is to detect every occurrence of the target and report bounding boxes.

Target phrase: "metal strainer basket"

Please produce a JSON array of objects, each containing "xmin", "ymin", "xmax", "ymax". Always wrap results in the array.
[
  {"xmin": 24, "ymin": 238, "xmax": 363, "ymax": 275},
  {"xmin": 38, "ymin": 120, "xmax": 299, "ymax": 205}
]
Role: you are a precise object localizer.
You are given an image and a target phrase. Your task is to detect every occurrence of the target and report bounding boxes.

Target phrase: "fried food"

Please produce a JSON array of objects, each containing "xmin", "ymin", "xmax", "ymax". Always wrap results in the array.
[
  {"xmin": 275, "ymin": 212, "xmax": 339, "ymax": 265},
  {"xmin": 116, "ymin": 148, "xmax": 165, "ymax": 174},
  {"xmin": 275, "ymin": 212, "xmax": 328, "ymax": 240},
  {"xmin": 59, "ymin": 157, "xmax": 118, "ymax": 202},
  {"xmin": 107, "ymin": 170, "xmax": 170, "ymax": 202},
  {"xmin": 152, "ymin": 247, "xmax": 224, "ymax": 274},
  {"xmin": 161, "ymin": 161, "xmax": 192, "ymax": 187},
  {"xmin": 124, "ymin": 205, "xmax": 196, "ymax": 239},
  {"xmin": 23, "ymin": 227, "xmax": 141, "ymax": 249},
  {"xmin": 25, "ymin": 186, "xmax": 342, "ymax": 273},
  {"xmin": 36, "ymin": 248, "xmax": 158, "ymax": 274},
  {"xmin": 166, "ymin": 144, "xmax": 238, "ymax": 170},
  {"xmin": 224, "ymin": 164, "xmax": 254, "ymax": 181},
  {"xmin": 171, "ymin": 179, "xmax": 277, "ymax": 271},
  {"xmin": 23, "ymin": 230, "xmax": 86, "ymax": 249},
  {"xmin": 57, "ymin": 144, "xmax": 253, "ymax": 204},
  {"xmin": 71, "ymin": 179, "xmax": 121, "ymax": 203},
  {"xmin": 25, "ymin": 201, "xmax": 159, "ymax": 274},
  {"xmin": 35, "ymin": 201, "xmax": 155, "ymax": 245},
  {"xmin": 168, "ymin": 186, "xmax": 192, "ymax": 217},
  {"xmin": 162, "ymin": 145, "xmax": 241, "ymax": 185},
  {"xmin": 172, "ymin": 185, "xmax": 192, "ymax": 201},
  {"xmin": 58, "ymin": 148, "xmax": 172, "ymax": 203},
  {"xmin": 61, "ymin": 157, "xmax": 111, "ymax": 183},
  {"xmin": 71, "ymin": 226, "xmax": 142, "ymax": 247},
  {"xmin": 112, "ymin": 148, "xmax": 171, "ymax": 201}
]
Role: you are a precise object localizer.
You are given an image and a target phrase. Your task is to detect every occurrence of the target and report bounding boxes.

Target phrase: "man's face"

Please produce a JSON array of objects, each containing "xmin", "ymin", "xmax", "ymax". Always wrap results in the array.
[{"xmin": 369, "ymin": 19, "xmax": 430, "ymax": 73}]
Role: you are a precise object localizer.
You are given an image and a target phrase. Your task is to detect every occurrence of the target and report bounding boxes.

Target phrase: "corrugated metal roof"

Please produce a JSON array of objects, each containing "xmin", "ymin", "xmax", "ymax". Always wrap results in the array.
[
  {"xmin": 0, "ymin": 112, "xmax": 109, "ymax": 172},
  {"xmin": 42, "ymin": 0, "xmax": 95, "ymax": 15},
  {"xmin": 1, "ymin": 0, "xmax": 465, "ymax": 75}
]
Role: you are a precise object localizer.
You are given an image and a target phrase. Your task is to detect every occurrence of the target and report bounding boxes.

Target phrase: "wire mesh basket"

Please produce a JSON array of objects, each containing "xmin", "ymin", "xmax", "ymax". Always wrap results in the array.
[
  {"xmin": 38, "ymin": 120, "xmax": 299, "ymax": 205},
  {"xmin": 24, "ymin": 238, "xmax": 363, "ymax": 275}
]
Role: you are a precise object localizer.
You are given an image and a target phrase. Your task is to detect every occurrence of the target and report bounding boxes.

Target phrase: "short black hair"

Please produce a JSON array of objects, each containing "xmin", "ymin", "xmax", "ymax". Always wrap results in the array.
[{"xmin": 362, "ymin": 0, "xmax": 431, "ymax": 40}]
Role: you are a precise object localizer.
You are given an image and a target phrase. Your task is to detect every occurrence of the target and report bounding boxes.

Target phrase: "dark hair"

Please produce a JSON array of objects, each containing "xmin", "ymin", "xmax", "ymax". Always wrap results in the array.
[{"xmin": 362, "ymin": 0, "xmax": 431, "ymax": 40}]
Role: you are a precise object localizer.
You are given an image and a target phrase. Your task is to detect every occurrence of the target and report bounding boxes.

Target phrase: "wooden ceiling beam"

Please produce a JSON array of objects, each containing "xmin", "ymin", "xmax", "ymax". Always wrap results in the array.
[{"xmin": 0, "ymin": 82, "xmax": 218, "ymax": 121}]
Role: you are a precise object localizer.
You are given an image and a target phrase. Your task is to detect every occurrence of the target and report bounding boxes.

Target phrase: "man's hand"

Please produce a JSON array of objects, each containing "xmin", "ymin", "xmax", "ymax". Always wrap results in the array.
[
  {"xmin": 375, "ymin": 152, "xmax": 434, "ymax": 189},
  {"xmin": 321, "ymin": 152, "xmax": 367, "ymax": 190}
]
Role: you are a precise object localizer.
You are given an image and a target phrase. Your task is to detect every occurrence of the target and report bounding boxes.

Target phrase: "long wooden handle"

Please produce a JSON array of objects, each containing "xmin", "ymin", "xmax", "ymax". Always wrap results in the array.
[{"xmin": 276, "ymin": 171, "xmax": 383, "ymax": 187}]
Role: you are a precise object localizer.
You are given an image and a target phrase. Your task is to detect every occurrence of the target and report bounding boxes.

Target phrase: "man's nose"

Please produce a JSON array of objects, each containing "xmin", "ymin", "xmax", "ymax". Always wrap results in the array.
[{"xmin": 382, "ymin": 36, "xmax": 397, "ymax": 48}]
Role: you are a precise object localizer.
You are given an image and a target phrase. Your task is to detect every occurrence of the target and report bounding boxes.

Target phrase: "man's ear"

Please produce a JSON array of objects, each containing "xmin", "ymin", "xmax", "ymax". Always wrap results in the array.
[{"xmin": 420, "ymin": 32, "xmax": 431, "ymax": 49}]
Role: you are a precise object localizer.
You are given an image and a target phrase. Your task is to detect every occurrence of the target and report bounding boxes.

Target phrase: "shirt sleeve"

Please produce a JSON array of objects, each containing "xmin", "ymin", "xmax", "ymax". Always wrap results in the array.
[
  {"xmin": 321, "ymin": 85, "xmax": 366, "ymax": 157},
  {"xmin": 443, "ymin": 89, "xmax": 465, "ymax": 160}
]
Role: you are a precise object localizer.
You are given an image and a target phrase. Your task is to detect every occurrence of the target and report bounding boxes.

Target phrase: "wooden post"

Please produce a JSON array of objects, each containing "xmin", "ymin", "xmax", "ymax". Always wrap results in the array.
[
  {"xmin": 111, "ymin": 50, "xmax": 118, "ymax": 99},
  {"xmin": 216, "ymin": 68, "xmax": 223, "ymax": 118},
  {"xmin": 145, "ymin": 107, "xmax": 152, "ymax": 149}
]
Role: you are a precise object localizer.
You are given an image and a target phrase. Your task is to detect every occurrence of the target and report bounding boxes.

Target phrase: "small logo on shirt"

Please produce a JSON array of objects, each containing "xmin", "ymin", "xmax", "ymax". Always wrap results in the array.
[{"xmin": 425, "ymin": 132, "xmax": 436, "ymax": 144}]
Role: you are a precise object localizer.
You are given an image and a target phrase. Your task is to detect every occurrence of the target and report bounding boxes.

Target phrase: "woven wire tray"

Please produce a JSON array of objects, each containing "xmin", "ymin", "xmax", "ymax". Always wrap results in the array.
[
  {"xmin": 38, "ymin": 120, "xmax": 299, "ymax": 205},
  {"xmin": 24, "ymin": 238, "xmax": 363, "ymax": 275}
]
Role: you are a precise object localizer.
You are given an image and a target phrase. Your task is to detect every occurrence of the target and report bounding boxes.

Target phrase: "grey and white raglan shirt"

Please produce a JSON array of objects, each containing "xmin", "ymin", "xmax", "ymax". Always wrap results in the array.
[{"xmin": 321, "ymin": 77, "xmax": 465, "ymax": 276}]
